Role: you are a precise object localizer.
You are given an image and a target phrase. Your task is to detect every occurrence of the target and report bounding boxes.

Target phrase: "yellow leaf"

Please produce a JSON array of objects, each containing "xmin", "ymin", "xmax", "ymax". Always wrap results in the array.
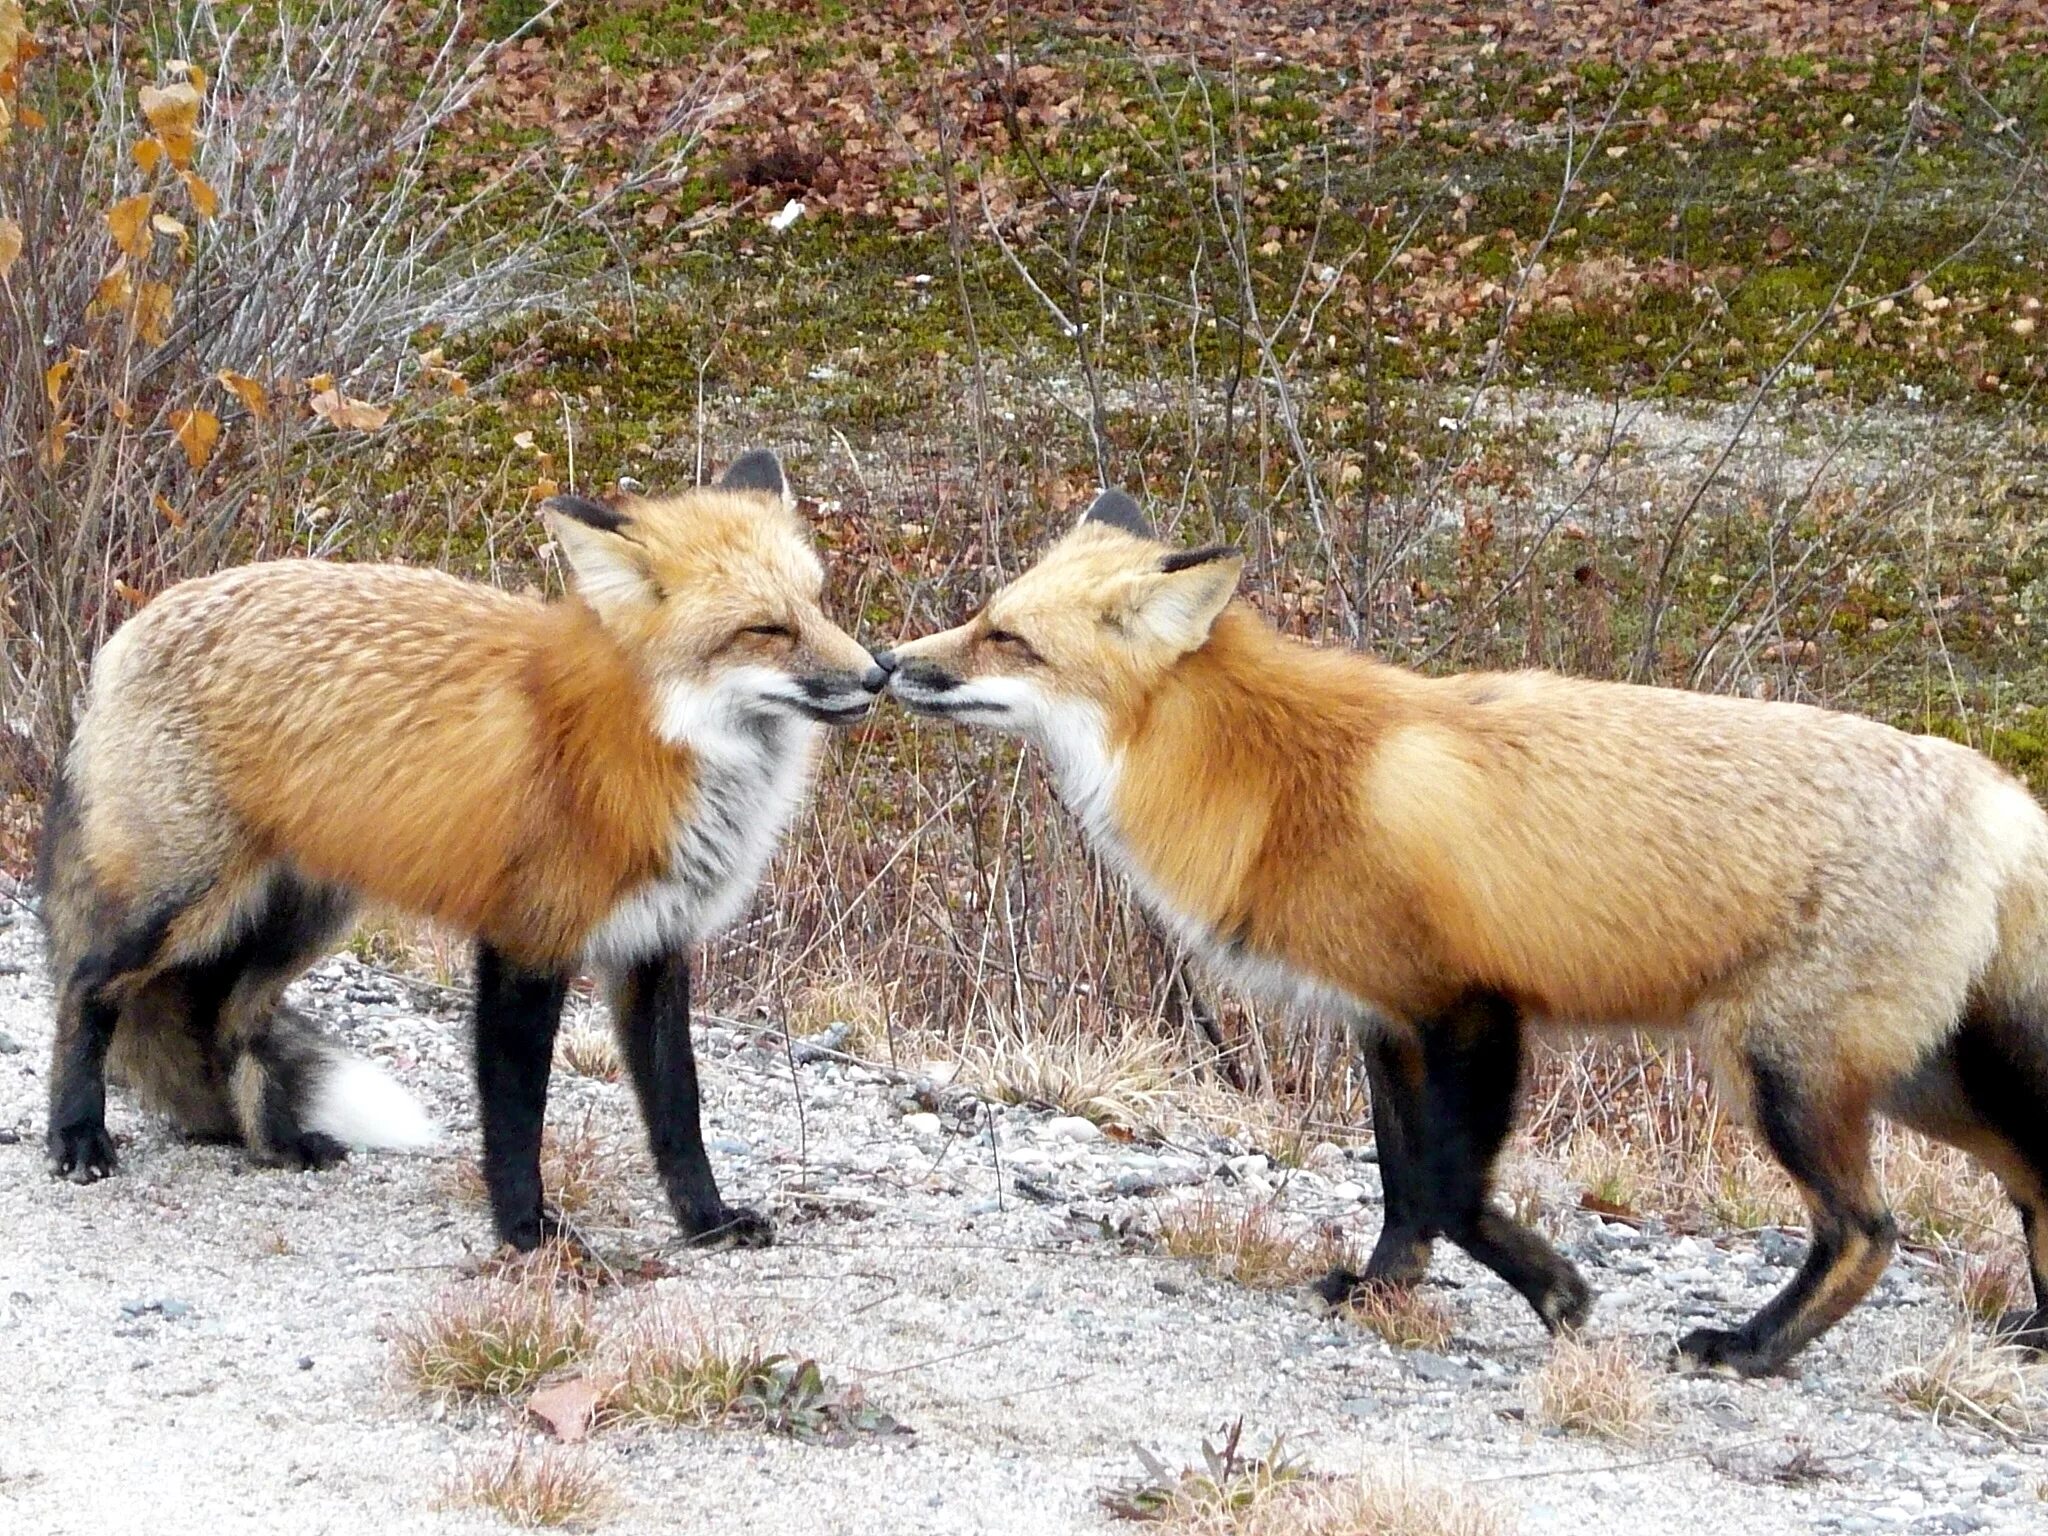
[
  {"xmin": 133, "ymin": 135, "xmax": 164, "ymax": 174},
  {"xmin": 529, "ymin": 478, "xmax": 560, "ymax": 502},
  {"xmin": 151, "ymin": 212, "xmax": 191, "ymax": 256},
  {"xmin": 43, "ymin": 416, "xmax": 71, "ymax": 469},
  {"xmin": 138, "ymin": 82, "xmax": 201, "ymax": 169},
  {"xmin": 217, "ymin": 369, "xmax": 268, "ymax": 417},
  {"xmin": 170, "ymin": 406, "xmax": 220, "ymax": 469},
  {"xmin": 309, "ymin": 387, "xmax": 390, "ymax": 432},
  {"xmin": 92, "ymin": 256, "xmax": 133, "ymax": 313},
  {"xmin": 0, "ymin": 1, "xmax": 26, "ymax": 74},
  {"xmin": 0, "ymin": 215, "xmax": 20, "ymax": 278},
  {"xmin": 106, "ymin": 193, "xmax": 153, "ymax": 259},
  {"xmin": 153, "ymin": 493, "xmax": 188, "ymax": 530},
  {"xmin": 179, "ymin": 170, "xmax": 219, "ymax": 221},
  {"xmin": 136, "ymin": 280, "xmax": 174, "ymax": 346},
  {"xmin": 113, "ymin": 581, "xmax": 148, "ymax": 608},
  {"xmin": 306, "ymin": 371, "xmax": 334, "ymax": 393},
  {"xmin": 43, "ymin": 353, "xmax": 72, "ymax": 408},
  {"xmin": 19, "ymin": 104, "xmax": 43, "ymax": 129}
]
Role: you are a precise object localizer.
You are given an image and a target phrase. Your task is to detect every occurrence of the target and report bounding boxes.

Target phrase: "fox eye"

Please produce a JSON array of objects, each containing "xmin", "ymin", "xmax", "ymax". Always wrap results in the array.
[
  {"xmin": 985, "ymin": 628, "xmax": 1042, "ymax": 663},
  {"xmin": 741, "ymin": 623, "xmax": 794, "ymax": 640}
]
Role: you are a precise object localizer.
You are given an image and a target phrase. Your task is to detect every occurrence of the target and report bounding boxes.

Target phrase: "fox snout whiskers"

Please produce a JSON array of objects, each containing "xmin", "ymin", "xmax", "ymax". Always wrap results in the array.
[
  {"xmin": 880, "ymin": 658, "xmax": 966, "ymax": 714},
  {"xmin": 791, "ymin": 661, "xmax": 889, "ymax": 725}
]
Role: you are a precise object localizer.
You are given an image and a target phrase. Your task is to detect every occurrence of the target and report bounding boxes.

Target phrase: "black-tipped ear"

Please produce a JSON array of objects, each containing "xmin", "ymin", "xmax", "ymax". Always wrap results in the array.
[
  {"xmin": 1159, "ymin": 543, "xmax": 1242, "ymax": 574},
  {"xmin": 1080, "ymin": 488, "xmax": 1153, "ymax": 540},
  {"xmin": 718, "ymin": 449, "xmax": 788, "ymax": 499},
  {"xmin": 541, "ymin": 493, "xmax": 631, "ymax": 535}
]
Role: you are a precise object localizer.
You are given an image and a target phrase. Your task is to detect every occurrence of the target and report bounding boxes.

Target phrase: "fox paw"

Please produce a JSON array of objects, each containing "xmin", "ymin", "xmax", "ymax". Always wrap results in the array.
[
  {"xmin": 1675, "ymin": 1325, "xmax": 1780, "ymax": 1378},
  {"xmin": 685, "ymin": 1205, "xmax": 774, "ymax": 1249},
  {"xmin": 274, "ymin": 1131, "xmax": 350, "ymax": 1173},
  {"xmin": 1539, "ymin": 1268, "xmax": 1595, "ymax": 1334},
  {"xmin": 47, "ymin": 1121, "xmax": 118, "ymax": 1184}
]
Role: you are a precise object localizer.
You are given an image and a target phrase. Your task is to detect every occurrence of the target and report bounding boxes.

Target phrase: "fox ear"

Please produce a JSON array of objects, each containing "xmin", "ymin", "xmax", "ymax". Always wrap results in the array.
[
  {"xmin": 1078, "ymin": 487, "xmax": 1153, "ymax": 540},
  {"xmin": 1115, "ymin": 545, "xmax": 1244, "ymax": 653},
  {"xmin": 717, "ymin": 448, "xmax": 791, "ymax": 505},
  {"xmin": 542, "ymin": 495, "xmax": 651, "ymax": 608}
]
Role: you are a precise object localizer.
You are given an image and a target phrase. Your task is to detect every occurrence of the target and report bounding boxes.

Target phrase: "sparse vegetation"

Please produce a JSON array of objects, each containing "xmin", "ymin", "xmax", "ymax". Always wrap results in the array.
[
  {"xmin": 1107, "ymin": 1427, "xmax": 1505, "ymax": 1536},
  {"xmin": 393, "ymin": 1262, "xmax": 596, "ymax": 1401},
  {"xmin": 1156, "ymin": 1199, "xmax": 1349, "ymax": 1292},
  {"xmin": 555, "ymin": 1025, "xmax": 624, "ymax": 1084},
  {"xmin": 966, "ymin": 1014, "xmax": 1181, "ymax": 1131},
  {"xmin": 1527, "ymin": 1338, "xmax": 1661, "ymax": 1443},
  {"xmin": 596, "ymin": 1305, "xmax": 905, "ymax": 1443},
  {"xmin": 1340, "ymin": 1284, "xmax": 1459, "ymax": 1353},
  {"xmin": 444, "ymin": 1442, "xmax": 612, "ymax": 1529},
  {"xmin": 449, "ymin": 1118, "xmax": 632, "ymax": 1227},
  {"xmin": 1889, "ymin": 1330, "xmax": 2045, "ymax": 1438}
]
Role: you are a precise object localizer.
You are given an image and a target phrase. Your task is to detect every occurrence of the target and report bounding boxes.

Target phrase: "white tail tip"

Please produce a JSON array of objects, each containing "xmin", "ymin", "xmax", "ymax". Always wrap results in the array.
[{"xmin": 306, "ymin": 1053, "xmax": 442, "ymax": 1152}]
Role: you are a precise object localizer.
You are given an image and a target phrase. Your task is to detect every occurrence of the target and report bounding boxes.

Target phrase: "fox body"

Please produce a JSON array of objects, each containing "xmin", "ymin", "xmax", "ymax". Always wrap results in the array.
[
  {"xmin": 887, "ymin": 490, "xmax": 2048, "ymax": 1376},
  {"xmin": 41, "ymin": 451, "xmax": 883, "ymax": 1250}
]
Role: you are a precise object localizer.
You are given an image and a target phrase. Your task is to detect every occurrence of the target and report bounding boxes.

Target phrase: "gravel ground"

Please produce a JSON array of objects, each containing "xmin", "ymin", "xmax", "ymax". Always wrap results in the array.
[{"xmin": 2, "ymin": 903, "xmax": 2044, "ymax": 1536}]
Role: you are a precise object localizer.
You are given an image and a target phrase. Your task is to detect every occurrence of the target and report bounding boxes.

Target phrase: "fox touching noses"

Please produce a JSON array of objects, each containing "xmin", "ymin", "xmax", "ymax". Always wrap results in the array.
[
  {"xmin": 39, "ymin": 450, "xmax": 881, "ymax": 1253},
  {"xmin": 888, "ymin": 485, "xmax": 2048, "ymax": 1378}
]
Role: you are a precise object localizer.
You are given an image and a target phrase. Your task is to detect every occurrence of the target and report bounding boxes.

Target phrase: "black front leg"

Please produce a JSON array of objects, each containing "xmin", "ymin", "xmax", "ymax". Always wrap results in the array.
[
  {"xmin": 473, "ymin": 944, "xmax": 569, "ymax": 1251},
  {"xmin": 611, "ymin": 951, "xmax": 771, "ymax": 1248},
  {"xmin": 1316, "ymin": 1025, "xmax": 1435, "ymax": 1306}
]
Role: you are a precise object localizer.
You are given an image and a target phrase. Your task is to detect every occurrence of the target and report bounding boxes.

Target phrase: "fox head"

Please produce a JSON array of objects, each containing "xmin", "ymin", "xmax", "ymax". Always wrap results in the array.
[
  {"xmin": 542, "ymin": 451, "xmax": 884, "ymax": 742},
  {"xmin": 883, "ymin": 488, "xmax": 1243, "ymax": 790}
]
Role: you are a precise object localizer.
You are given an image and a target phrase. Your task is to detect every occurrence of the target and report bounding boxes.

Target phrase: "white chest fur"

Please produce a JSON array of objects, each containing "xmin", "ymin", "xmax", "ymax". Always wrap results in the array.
[
  {"xmin": 585, "ymin": 700, "xmax": 820, "ymax": 970},
  {"xmin": 1034, "ymin": 695, "xmax": 1369, "ymax": 1020}
]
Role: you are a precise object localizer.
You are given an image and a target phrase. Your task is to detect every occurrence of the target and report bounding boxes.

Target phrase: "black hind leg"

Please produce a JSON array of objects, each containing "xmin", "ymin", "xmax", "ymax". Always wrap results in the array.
[
  {"xmin": 211, "ymin": 874, "xmax": 356, "ymax": 1169},
  {"xmin": 46, "ymin": 894, "xmax": 193, "ymax": 1183},
  {"xmin": 1679, "ymin": 1053, "xmax": 1891, "ymax": 1377},
  {"xmin": 1891, "ymin": 1009, "xmax": 2048, "ymax": 1347}
]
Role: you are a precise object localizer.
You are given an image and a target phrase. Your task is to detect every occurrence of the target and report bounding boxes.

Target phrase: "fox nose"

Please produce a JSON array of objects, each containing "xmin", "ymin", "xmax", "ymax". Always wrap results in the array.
[{"xmin": 864, "ymin": 651, "xmax": 899, "ymax": 691}]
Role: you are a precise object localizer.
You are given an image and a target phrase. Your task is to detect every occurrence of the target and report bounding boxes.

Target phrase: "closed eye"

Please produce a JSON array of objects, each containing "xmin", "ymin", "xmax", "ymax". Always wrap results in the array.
[
  {"xmin": 742, "ymin": 623, "xmax": 794, "ymax": 639},
  {"xmin": 985, "ymin": 628, "xmax": 1043, "ymax": 663}
]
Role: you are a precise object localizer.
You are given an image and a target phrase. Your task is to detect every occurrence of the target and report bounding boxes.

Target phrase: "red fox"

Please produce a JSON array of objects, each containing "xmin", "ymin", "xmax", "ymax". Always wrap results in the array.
[
  {"xmin": 39, "ymin": 451, "xmax": 884, "ymax": 1251},
  {"xmin": 881, "ymin": 488, "xmax": 2048, "ymax": 1376}
]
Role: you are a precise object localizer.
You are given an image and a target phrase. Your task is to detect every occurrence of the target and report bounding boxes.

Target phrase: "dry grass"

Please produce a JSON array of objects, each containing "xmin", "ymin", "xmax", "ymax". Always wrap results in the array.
[
  {"xmin": 392, "ymin": 1262, "xmax": 596, "ymax": 1400},
  {"xmin": 1951, "ymin": 1249, "xmax": 2032, "ymax": 1326},
  {"xmin": 444, "ymin": 1442, "xmax": 612, "ymax": 1529},
  {"xmin": 449, "ymin": 1118, "xmax": 632, "ymax": 1227},
  {"xmin": 555, "ymin": 1025, "xmax": 623, "ymax": 1084},
  {"xmin": 1526, "ymin": 1338, "xmax": 1661, "ymax": 1442},
  {"xmin": 1157, "ymin": 1199, "xmax": 1349, "ymax": 1291},
  {"xmin": 1340, "ymin": 1285, "xmax": 1458, "ymax": 1353},
  {"xmin": 785, "ymin": 977, "xmax": 900, "ymax": 1063},
  {"xmin": 1889, "ymin": 1329, "xmax": 2044, "ymax": 1437},
  {"xmin": 1878, "ymin": 1129, "xmax": 2015, "ymax": 1248},
  {"xmin": 1109, "ymin": 1431, "xmax": 1505, "ymax": 1536},
  {"xmin": 595, "ymin": 1309, "xmax": 777, "ymax": 1430},
  {"xmin": 966, "ymin": 1013, "xmax": 1181, "ymax": 1131}
]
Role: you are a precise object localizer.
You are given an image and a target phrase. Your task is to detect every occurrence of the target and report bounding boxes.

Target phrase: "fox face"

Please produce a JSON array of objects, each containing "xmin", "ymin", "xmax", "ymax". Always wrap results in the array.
[
  {"xmin": 885, "ymin": 490, "xmax": 1242, "ymax": 786},
  {"xmin": 544, "ymin": 451, "xmax": 883, "ymax": 740}
]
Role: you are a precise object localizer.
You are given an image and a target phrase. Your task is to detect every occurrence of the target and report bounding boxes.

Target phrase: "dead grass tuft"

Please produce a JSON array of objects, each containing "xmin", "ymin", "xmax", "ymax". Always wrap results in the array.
[
  {"xmin": 393, "ymin": 1261, "xmax": 596, "ymax": 1400},
  {"xmin": 786, "ymin": 977, "xmax": 900, "ymax": 1062},
  {"xmin": 1889, "ymin": 1329, "xmax": 2044, "ymax": 1437},
  {"xmin": 1157, "ymin": 1199, "xmax": 1349, "ymax": 1291},
  {"xmin": 444, "ymin": 1442, "xmax": 612, "ymax": 1529},
  {"xmin": 555, "ymin": 1025, "xmax": 623, "ymax": 1083},
  {"xmin": 1951, "ymin": 1249, "xmax": 2031, "ymax": 1326},
  {"xmin": 595, "ymin": 1305, "xmax": 905, "ymax": 1442},
  {"xmin": 1340, "ymin": 1284, "xmax": 1458, "ymax": 1352},
  {"xmin": 966, "ymin": 1014, "xmax": 1180, "ymax": 1130},
  {"xmin": 1527, "ymin": 1337, "xmax": 1660, "ymax": 1442},
  {"xmin": 1107, "ymin": 1427, "xmax": 1505, "ymax": 1535}
]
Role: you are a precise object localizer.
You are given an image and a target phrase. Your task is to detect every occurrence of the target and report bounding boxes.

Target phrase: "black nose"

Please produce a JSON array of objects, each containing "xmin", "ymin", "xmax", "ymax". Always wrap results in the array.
[{"xmin": 866, "ymin": 651, "xmax": 899, "ymax": 689}]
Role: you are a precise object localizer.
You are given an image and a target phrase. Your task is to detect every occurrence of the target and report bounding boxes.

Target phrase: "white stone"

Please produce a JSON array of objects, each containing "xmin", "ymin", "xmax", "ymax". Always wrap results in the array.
[
  {"xmin": 902, "ymin": 1112, "xmax": 943, "ymax": 1140},
  {"xmin": 1045, "ymin": 1115, "xmax": 1105, "ymax": 1143}
]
